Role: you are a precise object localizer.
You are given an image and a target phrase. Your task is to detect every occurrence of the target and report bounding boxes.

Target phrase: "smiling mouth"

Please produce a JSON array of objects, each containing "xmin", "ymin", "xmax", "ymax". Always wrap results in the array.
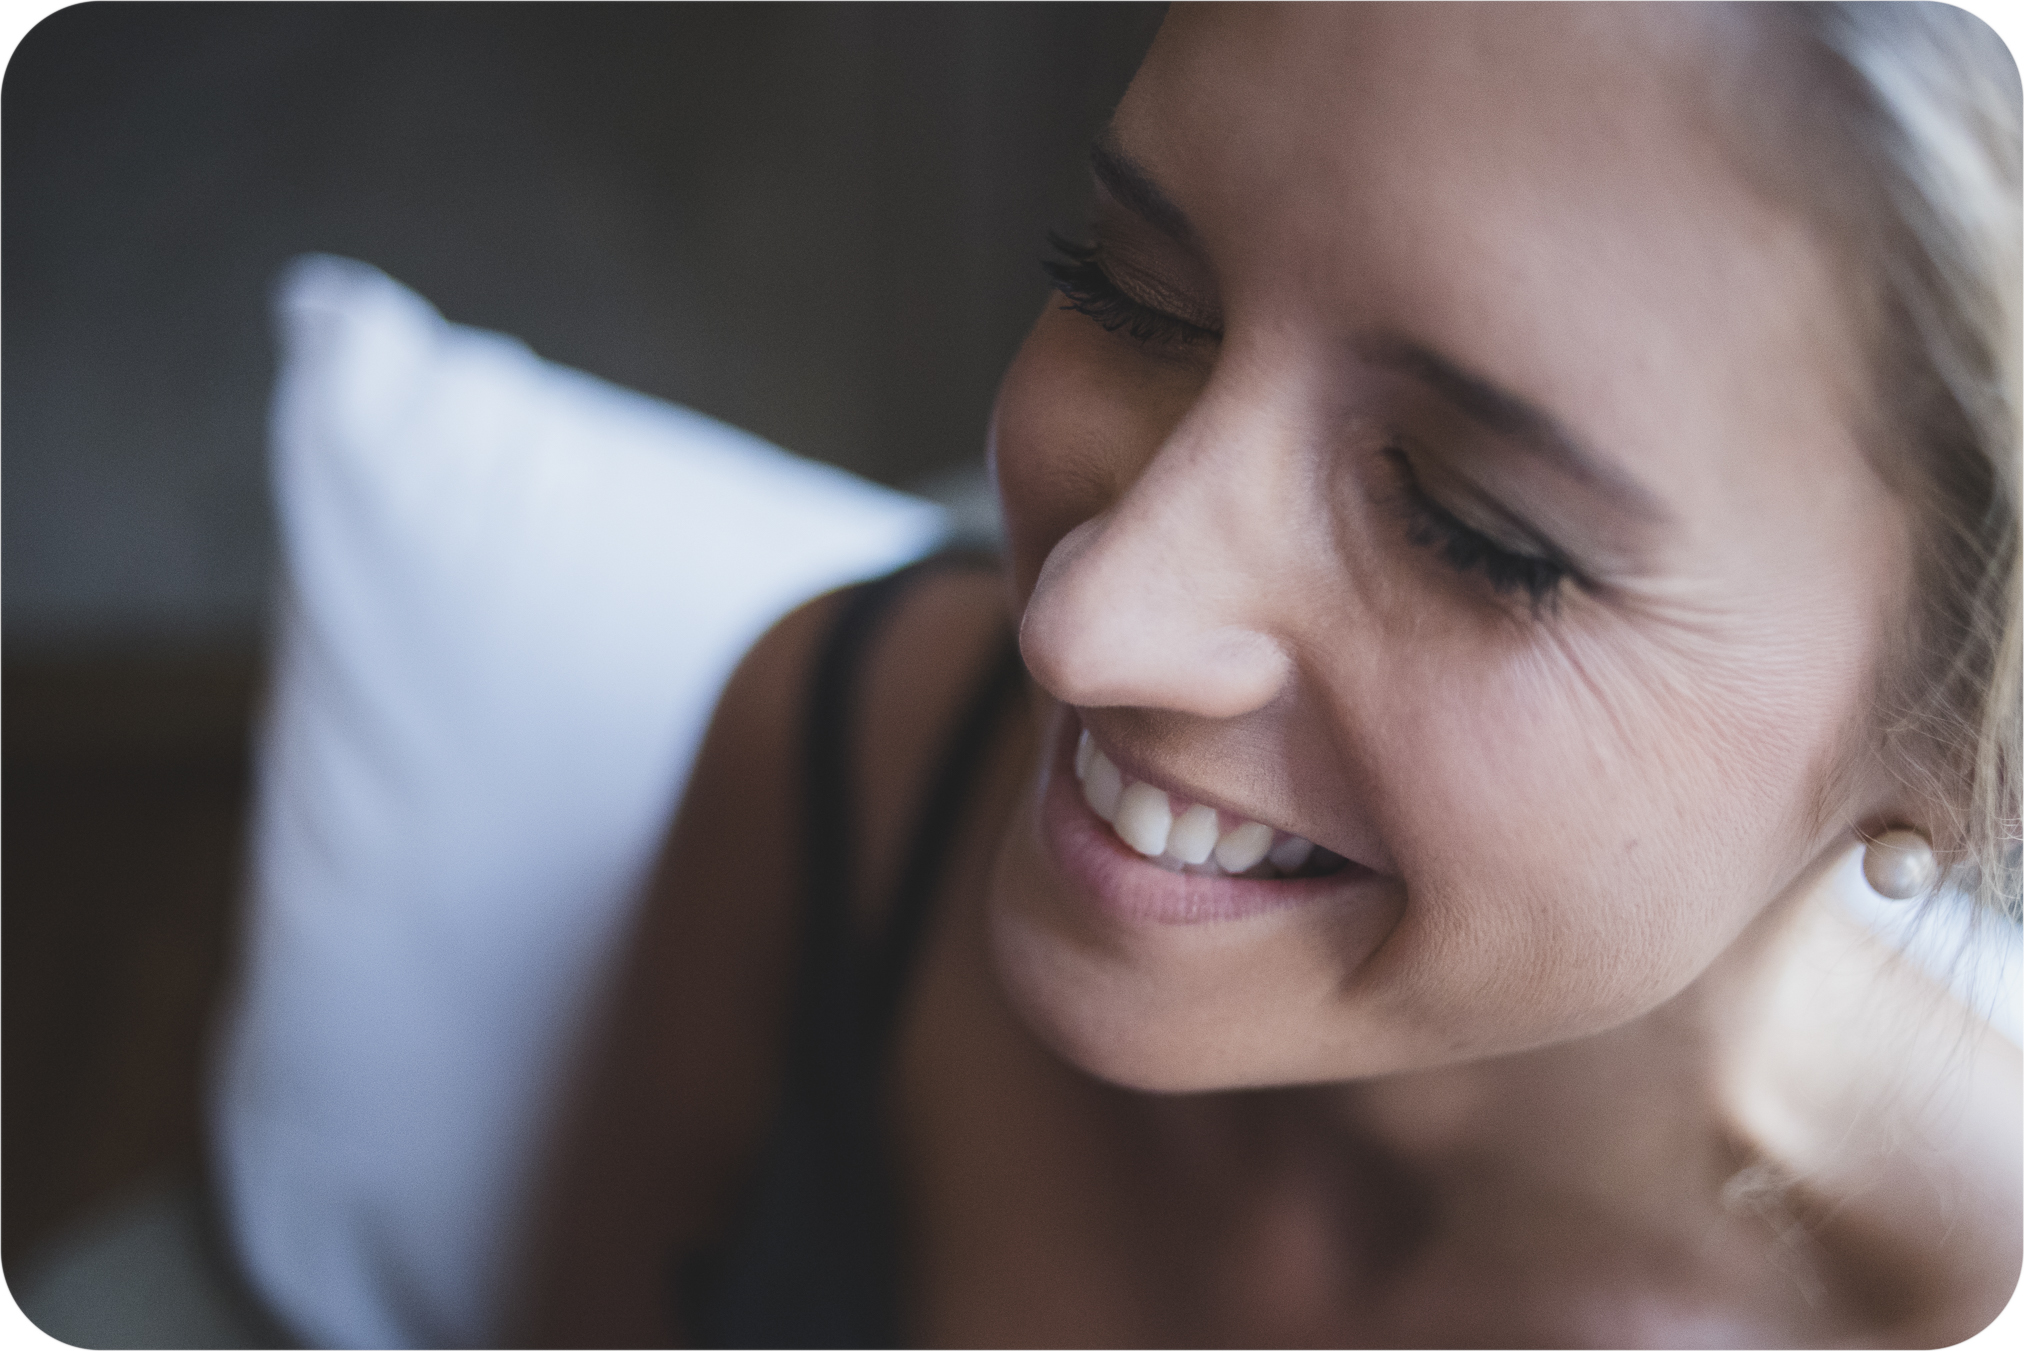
[{"xmin": 1074, "ymin": 727, "xmax": 1351, "ymax": 881}]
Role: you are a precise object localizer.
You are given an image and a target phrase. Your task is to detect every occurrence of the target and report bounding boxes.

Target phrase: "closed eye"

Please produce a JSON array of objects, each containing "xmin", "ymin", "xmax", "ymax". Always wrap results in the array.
[
  {"xmin": 1043, "ymin": 233, "xmax": 1220, "ymax": 349},
  {"xmin": 1385, "ymin": 447, "xmax": 1576, "ymax": 613}
]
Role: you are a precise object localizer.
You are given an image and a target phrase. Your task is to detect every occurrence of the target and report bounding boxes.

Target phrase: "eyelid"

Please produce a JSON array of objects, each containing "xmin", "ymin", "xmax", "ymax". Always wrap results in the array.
[
  {"xmin": 1095, "ymin": 245, "xmax": 1223, "ymax": 335},
  {"xmin": 1044, "ymin": 234, "xmax": 1221, "ymax": 348},
  {"xmin": 1384, "ymin": 445, "xmax": 1582, "ymax": 610},
  {"xmin": 1411, "ymin": 454, "xmax": 1574, "ymax": 569}
]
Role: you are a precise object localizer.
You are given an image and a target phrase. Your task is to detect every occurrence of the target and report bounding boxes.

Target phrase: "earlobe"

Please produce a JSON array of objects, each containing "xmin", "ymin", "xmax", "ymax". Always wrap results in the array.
[{"xmin": 1861, "ymin": 826, "xmax": 1939, "ymax": 901}]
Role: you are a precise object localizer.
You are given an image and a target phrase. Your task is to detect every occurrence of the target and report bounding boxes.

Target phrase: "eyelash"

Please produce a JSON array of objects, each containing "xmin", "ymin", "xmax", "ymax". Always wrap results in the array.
[
  {"xmin": 1042, "ymin": 233, "xmax": 1219, "ymax": 348},
  {"xmin": 1385, "ymin": 448, "xmax": 1572, "ymax": 611}
]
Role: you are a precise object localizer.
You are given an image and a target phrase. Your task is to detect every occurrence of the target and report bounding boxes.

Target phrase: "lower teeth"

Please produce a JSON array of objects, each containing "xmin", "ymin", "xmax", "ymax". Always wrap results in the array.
[
  {"xmin": 1278, "ymin": 847, "xmax": 1349, "ymax": 880},
  {"xmin": 1163, "ymin": 846, "xmax": 1348, "ymax": 881}
]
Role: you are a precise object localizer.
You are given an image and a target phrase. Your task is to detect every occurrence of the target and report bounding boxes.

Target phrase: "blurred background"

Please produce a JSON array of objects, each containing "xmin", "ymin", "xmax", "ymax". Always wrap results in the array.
[{"xmin": 3, "ymin": 3, "xmax": 1156, "ymax": 1340}]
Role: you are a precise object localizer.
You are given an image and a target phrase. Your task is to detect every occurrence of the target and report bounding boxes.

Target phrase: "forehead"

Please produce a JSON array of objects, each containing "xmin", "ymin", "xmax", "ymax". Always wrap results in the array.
[
  {"xmin": 1111, "ymin": 4, "xmax": 1867, "ymax": 526},
  {"xmin": 1135, "ymin": 7, "xmax": 1728, "ymax": 155},
  {"xmin": 1121, "ymin": 3, "xmax": 1750, "ymax": 244}
]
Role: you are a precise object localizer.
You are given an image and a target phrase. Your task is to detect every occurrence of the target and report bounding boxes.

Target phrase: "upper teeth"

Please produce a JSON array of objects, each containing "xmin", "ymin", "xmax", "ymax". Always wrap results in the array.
[{"xmin": 1074, "ymin": 728, "xmax": 1332, "ymax": 879}]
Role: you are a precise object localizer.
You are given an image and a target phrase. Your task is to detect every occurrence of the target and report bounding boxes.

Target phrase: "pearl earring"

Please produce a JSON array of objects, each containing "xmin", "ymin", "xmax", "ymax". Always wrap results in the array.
[{"xmin": 1862, "ymin": 828, "xmax": 1938, "ymax": 901}]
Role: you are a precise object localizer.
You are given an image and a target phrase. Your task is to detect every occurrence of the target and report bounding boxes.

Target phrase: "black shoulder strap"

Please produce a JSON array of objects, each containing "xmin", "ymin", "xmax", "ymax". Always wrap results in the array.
[
  {"xmin": 681, "ymin": 551, "xmax": 1018, "ymax": 1349},
  {"xmin": 797, "ymin": 563, "xmax": 933, "ymax": 1115},
  {"xmin": 864, "ymin": 630, "xmax": 1025, "ymax": 1053}
]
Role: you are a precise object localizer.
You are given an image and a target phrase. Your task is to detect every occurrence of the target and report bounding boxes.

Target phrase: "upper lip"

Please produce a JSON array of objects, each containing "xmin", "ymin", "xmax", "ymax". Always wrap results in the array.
[{"xmin": 1074, "ymin": 713, "xmax": 1378, "ymax": 872}]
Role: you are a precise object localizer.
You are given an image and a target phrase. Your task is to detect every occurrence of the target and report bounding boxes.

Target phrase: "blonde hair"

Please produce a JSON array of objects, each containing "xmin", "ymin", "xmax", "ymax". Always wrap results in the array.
[{"xmin": 1788, "ymin": 3, "xmax": 2020, "ymax": 918}]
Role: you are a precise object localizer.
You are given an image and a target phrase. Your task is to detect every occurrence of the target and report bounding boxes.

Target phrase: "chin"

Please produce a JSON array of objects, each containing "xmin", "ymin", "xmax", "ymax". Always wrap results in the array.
[{"xmin": 985, "ymin": 914, "xmax": 1245, "ymax": 1093}]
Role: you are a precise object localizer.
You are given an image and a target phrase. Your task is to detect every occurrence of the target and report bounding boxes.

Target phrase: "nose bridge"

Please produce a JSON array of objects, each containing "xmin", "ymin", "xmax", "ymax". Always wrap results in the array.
[
  {"xmin": 1019, "ymin": 373, "xmax": 1308, "ymax": 719},
  {"xmin": 1105, "ymin": 384, "xmax": 1307, "ymax": 610}
]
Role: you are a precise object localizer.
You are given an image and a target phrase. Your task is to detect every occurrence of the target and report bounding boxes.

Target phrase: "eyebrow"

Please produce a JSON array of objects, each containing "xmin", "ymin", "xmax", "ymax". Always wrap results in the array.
[
  {"xmin": 1361, "ymin": 337, "xmax": 1669, "ymax": 523},
  {"xmin": 1089, "ymin": 133, "xmax": 1195, "ymax": 243}
]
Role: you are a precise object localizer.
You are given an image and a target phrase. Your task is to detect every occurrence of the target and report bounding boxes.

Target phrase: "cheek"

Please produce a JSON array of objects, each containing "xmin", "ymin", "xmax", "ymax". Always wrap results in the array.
[
  {"xmin": 989, "ymin": 307, "xmax": 1205, "ymax": 605},
  {"xmin": 1346, "ymin": 595, "xmax": 1880, "ymax": 1031}
]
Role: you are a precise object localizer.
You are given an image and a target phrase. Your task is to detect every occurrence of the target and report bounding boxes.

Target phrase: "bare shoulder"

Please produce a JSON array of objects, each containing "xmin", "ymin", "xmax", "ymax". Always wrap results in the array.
[{"xmin": 512, "ymin": 558, "xmax": 1015, "ymax": 1345}]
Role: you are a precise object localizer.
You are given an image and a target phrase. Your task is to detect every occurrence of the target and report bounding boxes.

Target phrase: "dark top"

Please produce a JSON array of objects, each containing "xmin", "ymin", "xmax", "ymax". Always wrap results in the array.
[{"xmin": 676, "ymin": 555, "xmax": 1026, "ymax": 1348}]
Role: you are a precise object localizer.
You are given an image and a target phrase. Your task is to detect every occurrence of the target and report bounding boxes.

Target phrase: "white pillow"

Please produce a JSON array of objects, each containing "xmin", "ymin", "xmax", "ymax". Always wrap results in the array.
[{"xmin": 209, "ymin": 255, "xmax": 947, "ymax": 1350}]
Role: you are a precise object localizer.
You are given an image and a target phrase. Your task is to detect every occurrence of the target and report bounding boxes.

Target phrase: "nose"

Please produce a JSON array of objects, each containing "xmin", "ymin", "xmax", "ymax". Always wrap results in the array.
[{"xmin": 1018, "ymin": 397, "xmax": 1300, "ymax": 720}]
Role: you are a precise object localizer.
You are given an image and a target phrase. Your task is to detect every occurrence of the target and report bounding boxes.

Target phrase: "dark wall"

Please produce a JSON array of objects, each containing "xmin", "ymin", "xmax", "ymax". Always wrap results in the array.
[{"xmin": 3, "ymin": 2, "xmax": 1159, "ymax": 648}]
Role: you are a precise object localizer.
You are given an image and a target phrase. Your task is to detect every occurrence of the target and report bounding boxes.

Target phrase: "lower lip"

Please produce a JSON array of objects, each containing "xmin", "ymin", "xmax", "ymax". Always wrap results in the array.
[{"xmin": 1039, "ymin": 717, "xmax": 1384, "ymax": 926}]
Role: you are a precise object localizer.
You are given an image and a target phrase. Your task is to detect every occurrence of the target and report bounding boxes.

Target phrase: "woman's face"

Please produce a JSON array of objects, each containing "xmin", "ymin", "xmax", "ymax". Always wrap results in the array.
[{"xmin": 985, "ymin": 3, "xmax": 1914, "ymax": 1091}]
